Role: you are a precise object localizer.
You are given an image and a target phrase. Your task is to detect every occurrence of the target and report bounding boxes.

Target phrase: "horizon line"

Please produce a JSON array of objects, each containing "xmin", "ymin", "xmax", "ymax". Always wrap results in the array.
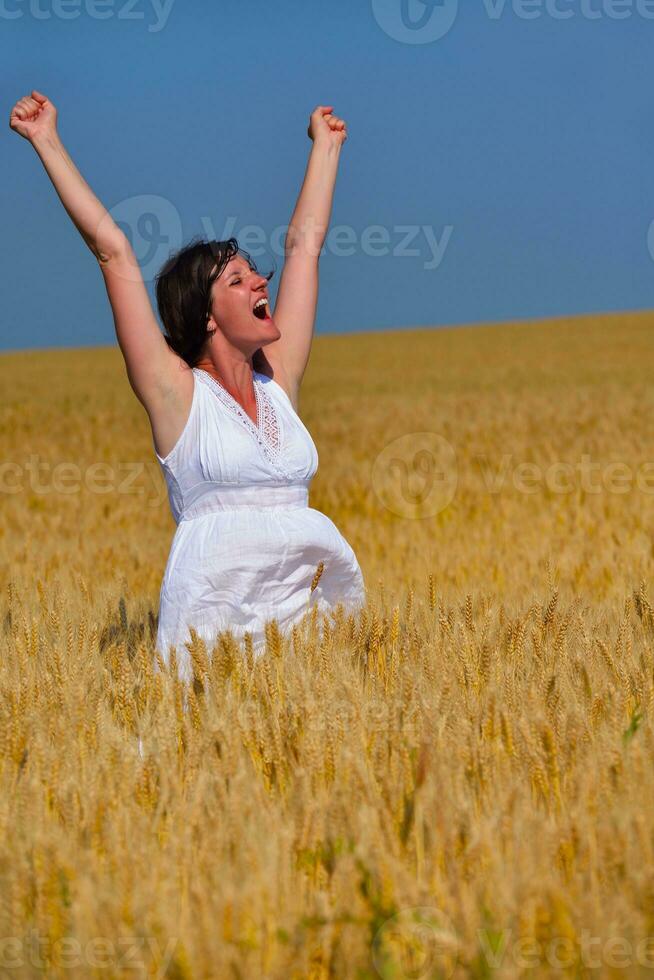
[{"xmin": 2, "ymin": 305, "xmax": 653, "ymax": 358}]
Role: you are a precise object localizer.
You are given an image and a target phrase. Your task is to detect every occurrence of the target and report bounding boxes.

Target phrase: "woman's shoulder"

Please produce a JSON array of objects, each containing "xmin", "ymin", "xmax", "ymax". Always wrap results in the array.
[{"xmin": 255, "ymin": 363, "xmax": 299, "ymax": 413}]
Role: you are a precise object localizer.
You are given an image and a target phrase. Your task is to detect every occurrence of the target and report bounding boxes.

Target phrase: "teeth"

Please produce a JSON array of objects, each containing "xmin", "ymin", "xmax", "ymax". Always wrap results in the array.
[{"xmin": 253, "ymin": 298, "xmax": 268, "ymax": 311}]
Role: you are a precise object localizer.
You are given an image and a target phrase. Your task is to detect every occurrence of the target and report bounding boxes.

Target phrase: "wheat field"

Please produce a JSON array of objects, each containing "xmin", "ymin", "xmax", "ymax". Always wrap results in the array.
[{"xmin": 1, "ymin": 311, "xmax": 654, "ymax": 978}]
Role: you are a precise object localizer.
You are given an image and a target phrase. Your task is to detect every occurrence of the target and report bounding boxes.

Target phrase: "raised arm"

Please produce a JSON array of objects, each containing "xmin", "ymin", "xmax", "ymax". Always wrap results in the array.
[
  {"xmin": 8, "ymin": 90, "xmax": 187, "ymax": 415},
  {"xmin": 263, "ymin": 106, "xmax": 348, "ymax": 411}
]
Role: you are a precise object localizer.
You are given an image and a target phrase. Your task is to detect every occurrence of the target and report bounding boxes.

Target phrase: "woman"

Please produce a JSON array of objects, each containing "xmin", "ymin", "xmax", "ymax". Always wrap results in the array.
[{"xmin": 10, "ymin": 91, "xmax": 367, "ymax": 683}]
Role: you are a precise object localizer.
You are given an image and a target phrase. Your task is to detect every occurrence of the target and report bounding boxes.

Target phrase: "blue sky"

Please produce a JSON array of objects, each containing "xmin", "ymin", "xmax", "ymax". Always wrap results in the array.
[{"xmin": 2, "ymin": 0, "xmax": 654, "ymax": 352}]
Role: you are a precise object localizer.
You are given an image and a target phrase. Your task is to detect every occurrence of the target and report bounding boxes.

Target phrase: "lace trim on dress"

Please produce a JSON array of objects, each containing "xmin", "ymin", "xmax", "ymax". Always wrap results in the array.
[
  {"xmin": 253, "ymin": 375, "xmax": 280, "ymax": 453},
  {"xmin": 193, "ymin": 368, "xmax": 292, "ymax": 478}
]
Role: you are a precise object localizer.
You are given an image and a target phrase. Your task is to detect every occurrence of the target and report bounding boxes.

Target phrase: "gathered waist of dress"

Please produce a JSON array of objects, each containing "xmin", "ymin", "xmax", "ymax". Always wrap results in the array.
[{"xmin": 178, "ymin": 481, "xmax": 310, "ymax": 522}]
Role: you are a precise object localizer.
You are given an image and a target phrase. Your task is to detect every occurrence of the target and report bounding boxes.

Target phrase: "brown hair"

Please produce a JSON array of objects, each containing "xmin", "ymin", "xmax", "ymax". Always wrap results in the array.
[{"xmin": 155, "ymin": 236, "xmax": 275, "ymax": 367}]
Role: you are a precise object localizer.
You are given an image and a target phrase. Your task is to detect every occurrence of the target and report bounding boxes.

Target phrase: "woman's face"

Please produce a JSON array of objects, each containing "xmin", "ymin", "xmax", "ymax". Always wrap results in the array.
[{"xmin": 207, "ymin": 254, "xmax": 281, "ymax": 349}]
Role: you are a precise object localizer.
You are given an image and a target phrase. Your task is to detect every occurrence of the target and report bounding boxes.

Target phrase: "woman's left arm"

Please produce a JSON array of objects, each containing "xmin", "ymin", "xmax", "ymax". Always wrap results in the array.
[{"xmin": 264, "ymin": 105, "xmax": 348, "ymax": 411}]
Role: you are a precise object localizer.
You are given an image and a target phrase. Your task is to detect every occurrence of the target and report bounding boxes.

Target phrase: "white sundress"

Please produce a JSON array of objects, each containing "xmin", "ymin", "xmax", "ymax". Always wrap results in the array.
[{"xmin": 154, "ymin": 367, "xmax": 366, "ymax": 683}]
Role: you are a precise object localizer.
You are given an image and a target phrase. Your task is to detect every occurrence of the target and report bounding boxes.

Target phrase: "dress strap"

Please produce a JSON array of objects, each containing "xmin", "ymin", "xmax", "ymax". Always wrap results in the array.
[{"xmin": 192, "ymin": 368, "xmax": 293, "ymax": 479}]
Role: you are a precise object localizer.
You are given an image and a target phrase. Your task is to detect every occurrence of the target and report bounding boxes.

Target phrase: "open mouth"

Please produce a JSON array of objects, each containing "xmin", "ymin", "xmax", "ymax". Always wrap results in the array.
[{"xmin": 252, "ymin": 297, "xmax": 271, "ymax": 321}]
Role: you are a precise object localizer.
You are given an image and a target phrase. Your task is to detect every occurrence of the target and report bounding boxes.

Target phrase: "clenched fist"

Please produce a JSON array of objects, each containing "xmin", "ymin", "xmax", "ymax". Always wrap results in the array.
[
  {"xmin": 307, "ymin": 105, "xmax": 348, "ymax": 149},
  {"xmin": 9, "ymin": 90, "xmax": 57, "ymax": 143}
]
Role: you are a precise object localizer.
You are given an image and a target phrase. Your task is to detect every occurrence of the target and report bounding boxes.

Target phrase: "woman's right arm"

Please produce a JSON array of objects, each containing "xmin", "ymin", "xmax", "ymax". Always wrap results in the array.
[{"xmin": 8, "ymin": 90, "xmax": 190, "ymax": 415}]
